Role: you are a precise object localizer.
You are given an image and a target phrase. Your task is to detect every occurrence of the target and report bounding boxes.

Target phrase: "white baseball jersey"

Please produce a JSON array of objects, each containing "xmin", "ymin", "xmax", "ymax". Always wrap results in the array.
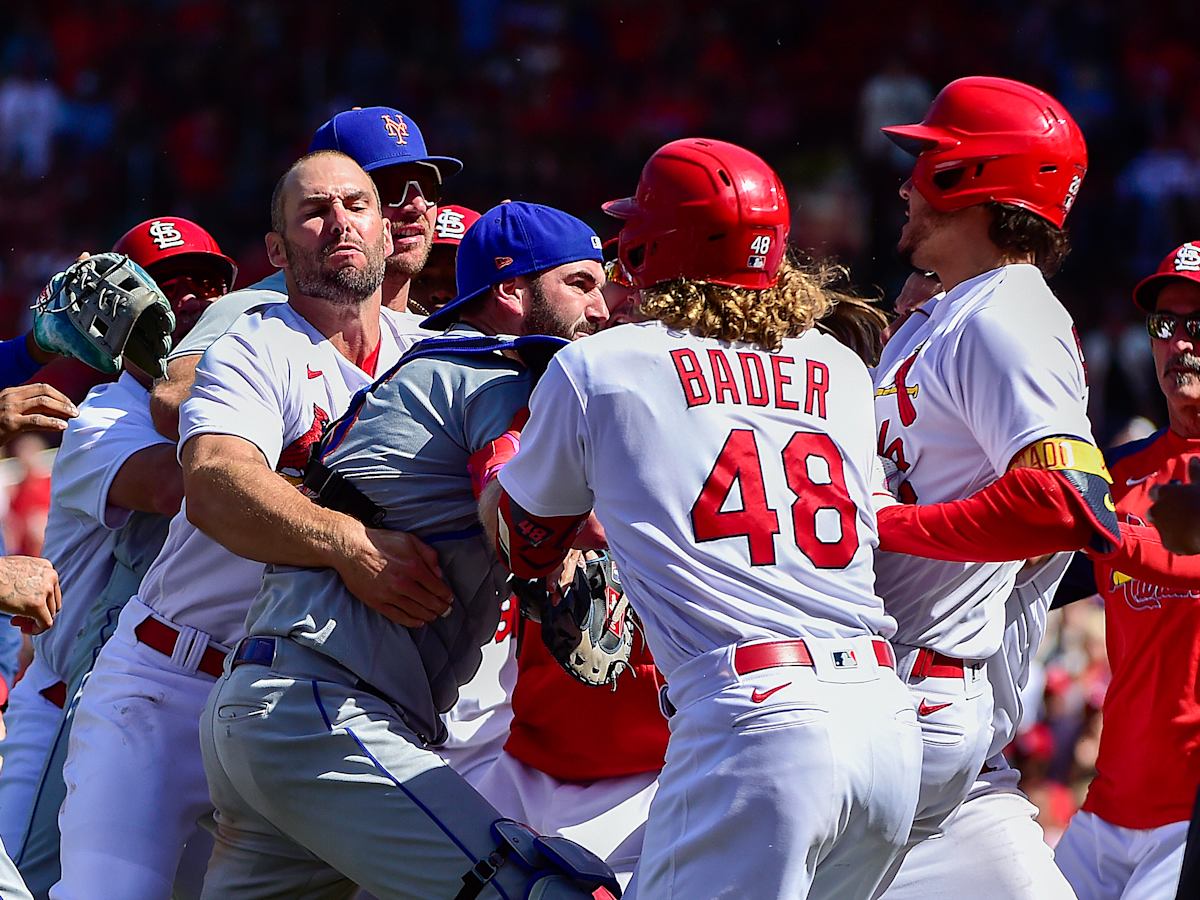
[
  {"xmin": 134, "ymin": 303, "xmax": 427, "ymax": 646},
  {"xmin": 499, "ymin": 320, "xmax": 894, "ymax": 680},
  {"xmin": 985, "ymin": 552, "xmax": 1072, "ymax": 758},
  {"xmin": 35, "ymin": 374, "xmax": 170, "ymax": 679},
  {"xmin": 872, "ymin": 264, "xmax": 1092, "ymax": 659}
]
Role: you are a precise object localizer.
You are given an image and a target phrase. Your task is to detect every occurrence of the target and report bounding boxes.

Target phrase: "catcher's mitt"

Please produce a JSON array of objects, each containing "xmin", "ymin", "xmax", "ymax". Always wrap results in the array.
[
  {"xmin": 32, "ymin": 253, "xmax": 175, "ymax": 378},
  {"xmin": 533, "ymin": 552, "xmax": 636, "ymax": 689}
]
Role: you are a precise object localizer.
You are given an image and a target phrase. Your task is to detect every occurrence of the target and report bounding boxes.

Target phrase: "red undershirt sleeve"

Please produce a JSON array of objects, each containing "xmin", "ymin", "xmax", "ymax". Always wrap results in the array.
[{"xmin": 877, "ymin": 467, "xmax": 1103, "ymax": 562}]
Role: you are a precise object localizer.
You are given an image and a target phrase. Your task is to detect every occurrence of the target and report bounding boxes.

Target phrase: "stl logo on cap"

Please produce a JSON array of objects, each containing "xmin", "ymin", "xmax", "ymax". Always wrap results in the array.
[
  {"xmin": 1175, "ymin": 242, "xmax": 1200, "ymax": 273},
  {"xmin": 148, "ymin": 220, "xmax": 185, "ymax": 251},
  {"xmin": 380, "ymin": 113, "xmax": 409, "ymax": 146},
  {"xmin": 436, "ymin": 208, "xmax": 469, "ymax": 241}
]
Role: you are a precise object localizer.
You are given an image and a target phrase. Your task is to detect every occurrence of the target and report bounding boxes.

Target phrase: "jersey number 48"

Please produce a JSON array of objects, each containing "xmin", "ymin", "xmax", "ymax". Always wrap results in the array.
[{"xmin": 690, "ymin": 429, "xmax": 858, "ymax": 569}]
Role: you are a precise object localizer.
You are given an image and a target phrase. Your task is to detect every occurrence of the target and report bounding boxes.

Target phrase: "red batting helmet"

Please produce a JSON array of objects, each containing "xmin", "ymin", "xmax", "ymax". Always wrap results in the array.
[
  {"xmin": 882, "ymin": 76, "xmax": 1087, "ymax": 228},
  {"xmin": 602, "ymin": 138, "xmax": 790, "ymax": 290},
  {"xmin": 112, "ymin": 217, "xmax": 237, "ymax": 289},
  {"xmin": 1132, "ymin": 241, "xmax": 1200, "ymax": 310}
]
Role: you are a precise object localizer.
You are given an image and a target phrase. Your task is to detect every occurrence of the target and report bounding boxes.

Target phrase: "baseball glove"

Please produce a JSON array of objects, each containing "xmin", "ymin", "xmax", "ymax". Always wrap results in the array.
[
  {"xmin": 534, "ymin": 552, "xmax": 636, "ymax": 689},
  {"xmin": 32, "ymin": 253, "xmax": 175, "ymax": 378}
]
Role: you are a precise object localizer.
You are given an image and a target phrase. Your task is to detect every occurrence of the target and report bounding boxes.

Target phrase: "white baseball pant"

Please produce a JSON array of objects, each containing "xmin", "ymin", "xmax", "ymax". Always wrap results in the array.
[
  {"xmin": 881, "ymin": 755, "xmax": 1076, "ymax": 898},
  {"xmin": 476, "ymin": 750, "xmax": 657, "ymax": 888},
  {"xmin": 0, "ymin": 655, "xmax": 65, "ymax": 859},
  {"xmin": 628, "ymin": 635, "xmax": 923, "ymax": 900},
  {"xmin": 51, "ymin": 598, "xmax": 224, "ymax": 900},
  {"xmin": 1055, "ymin": 809, "xmax": 1187, "ymax": 900},
  {"xmin": 873, "ymin": 642, "xmax": 994, "ymax": 896}
]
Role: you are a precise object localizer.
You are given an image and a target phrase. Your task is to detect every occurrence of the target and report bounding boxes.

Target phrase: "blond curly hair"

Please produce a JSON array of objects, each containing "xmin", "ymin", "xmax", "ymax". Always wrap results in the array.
[{"xmin": 637, "ymin": 252, "xmax": 888, "ymax": 362}]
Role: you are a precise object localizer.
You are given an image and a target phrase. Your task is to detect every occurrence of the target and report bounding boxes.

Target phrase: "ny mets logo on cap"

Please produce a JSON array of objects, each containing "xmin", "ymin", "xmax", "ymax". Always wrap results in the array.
[
  {"xmin": 380, "ymin": 114, "xmax": 409, "ymax": 146},
  {"xmin": 436, "ymin": 208, "xmax": 469, "ymax": 241},
  {"xmin": 148, "ymin": 220, "xmax": 185, "ymax": 251},
  {"xmin": 1175, "ymin": 242, "xmax": 1200, "ymax": 273}
]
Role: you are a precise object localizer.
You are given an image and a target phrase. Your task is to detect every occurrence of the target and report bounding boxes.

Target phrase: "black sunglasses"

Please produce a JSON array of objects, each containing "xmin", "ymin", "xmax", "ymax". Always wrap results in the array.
[{"xmin": 1147, "ymin": 311, "xmax": 1200, "ymax": 341}]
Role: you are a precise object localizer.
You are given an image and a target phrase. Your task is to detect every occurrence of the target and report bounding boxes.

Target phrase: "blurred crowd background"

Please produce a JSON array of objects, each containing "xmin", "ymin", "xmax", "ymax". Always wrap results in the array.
[{"xmin": 0, "ymin": 0, "xmax": 1195, "ymax": 840}]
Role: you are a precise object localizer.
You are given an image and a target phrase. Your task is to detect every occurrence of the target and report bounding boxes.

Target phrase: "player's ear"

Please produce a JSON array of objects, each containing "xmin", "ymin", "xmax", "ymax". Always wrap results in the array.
[
  {"xmin": 493, "ymin": 278, "xmax": 524, "ymax": 317},
  {"xmin": 380, "ymin": 215, "xmax": 393, "ymax": 258},
  {"xmin": 265, "ymin": 232, "xmax": 287, "ymax": 269}
]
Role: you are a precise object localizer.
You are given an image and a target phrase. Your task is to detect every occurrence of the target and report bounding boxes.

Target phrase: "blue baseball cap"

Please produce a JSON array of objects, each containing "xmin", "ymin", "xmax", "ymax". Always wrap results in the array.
[
  {"xmin": 422, "ymin": 202, "xmax": 604, "ymax": 329},
  {"xmin": 308, "ymin": 106, "xmax": 463, "ymax": 180}
]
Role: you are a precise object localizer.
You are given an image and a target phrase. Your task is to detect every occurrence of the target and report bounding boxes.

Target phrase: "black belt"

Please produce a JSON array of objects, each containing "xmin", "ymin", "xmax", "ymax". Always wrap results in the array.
[{"xmin": 301, "ymin": 455, "xmax": 386, "ymax": 527}]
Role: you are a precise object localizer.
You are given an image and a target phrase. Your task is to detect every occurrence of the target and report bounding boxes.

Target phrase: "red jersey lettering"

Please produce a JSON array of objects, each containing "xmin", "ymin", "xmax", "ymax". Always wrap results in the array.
[
  {"xmin": 805, "ymin": 360, "xmax": 829, "ymax": 419},
  {"xmin": 770, "ymin": 355, "xmax": 799, "ymax": 411},
  {"xmin": 671, "ymin": 348, "xmax": 712, "ymax": 407}
]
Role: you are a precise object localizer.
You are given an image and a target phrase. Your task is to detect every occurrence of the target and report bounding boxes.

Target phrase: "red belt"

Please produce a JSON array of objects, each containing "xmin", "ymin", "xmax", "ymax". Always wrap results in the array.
[
  {"xmin": 39, "ymin": 680, "xmax": 68, "ymax": 709},
  {"xmin": 134, "ymin": 617, "xmax": 227, "ymax": 679},
  {"xmin": 910, "ymin": 648, "xmax": 968, "ymax": 679},
  {"xmin": 733, "ymin": 638, "xmax": 895, "ymax": 675}
]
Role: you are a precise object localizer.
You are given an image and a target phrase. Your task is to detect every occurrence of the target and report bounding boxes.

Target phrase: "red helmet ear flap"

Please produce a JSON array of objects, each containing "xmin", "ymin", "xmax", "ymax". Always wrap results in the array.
[{"xmin": 604, "ymin": 138, "xmax": 790, "ymax": 290}]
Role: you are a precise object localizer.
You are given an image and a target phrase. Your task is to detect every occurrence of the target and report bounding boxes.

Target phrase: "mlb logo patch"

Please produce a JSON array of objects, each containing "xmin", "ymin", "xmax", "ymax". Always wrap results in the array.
[
  {"xmin": 832, "ymin": 649, "xmax": 858, "ymax": 668},
  {"xmin": 747, "ymin": 255, "xmax": 766, "ymax": 269}
]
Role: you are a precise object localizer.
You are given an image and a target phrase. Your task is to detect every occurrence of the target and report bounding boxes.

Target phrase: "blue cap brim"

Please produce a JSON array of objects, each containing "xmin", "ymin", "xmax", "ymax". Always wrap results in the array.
[
  {"xmin": 420, "ymin": 281, "xmax": 490, "ymax": 329},
  {"xmin": 420, "ymin": 245, "xmax": 605, "ymax": 330},
  {"xmin": 363, "ymin": 155, "xmax": 464, "ymax": 179}
]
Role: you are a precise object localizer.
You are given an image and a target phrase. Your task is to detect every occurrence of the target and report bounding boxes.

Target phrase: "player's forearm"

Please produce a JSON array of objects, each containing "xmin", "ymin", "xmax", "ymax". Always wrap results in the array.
[
  {"xmin": 108, "ymin": 444, "xmax": 184, "ymax": 516},
  {"xmin": 1094, "ymin": 522, "xmax": 1200, "ymax": 590},
  {"xmin": 184, "ymin": 454, "xmax": 361, "ymax": 570},
  {"xmin": 877, "ymin": 467, "xmax": 1100, "ymax": 562},
  {"xmin": 150, "ymin": 355, "xmax": 200, "ymax": 441}
]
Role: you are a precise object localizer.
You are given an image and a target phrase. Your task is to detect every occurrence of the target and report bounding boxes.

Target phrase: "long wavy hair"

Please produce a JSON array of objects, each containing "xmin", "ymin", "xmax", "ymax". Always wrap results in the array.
[{"xmin": 637, "ymin": 250, "xmax": 888, "ymax": 364}]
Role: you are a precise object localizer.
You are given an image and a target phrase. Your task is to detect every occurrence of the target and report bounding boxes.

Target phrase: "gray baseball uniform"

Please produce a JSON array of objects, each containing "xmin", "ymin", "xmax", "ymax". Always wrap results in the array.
[
  {"xmin": 166, "ymin": 272, "xmax": 286, "ymax": 360},
  {"xmin": 200, "ymin": 326, "xmax": 601, "ymax": 899}
]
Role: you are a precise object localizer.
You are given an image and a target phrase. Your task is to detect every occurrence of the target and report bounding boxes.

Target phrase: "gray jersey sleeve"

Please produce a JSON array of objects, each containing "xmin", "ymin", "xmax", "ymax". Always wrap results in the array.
[{"xmin": 168, "ymin": 272, "xmax": 287, "ymax": 360}]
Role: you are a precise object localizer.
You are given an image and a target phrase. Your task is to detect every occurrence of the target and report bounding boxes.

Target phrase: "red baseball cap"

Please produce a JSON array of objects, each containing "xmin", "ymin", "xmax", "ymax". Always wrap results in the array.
[
  {"xmin": 112, "ymin": 216, "xmax": 237, "ymax": 289},
  {"xmin": 432, "ymin": 205, "xmax": 481, "ymax": 247},
  {"xmin": 1132, "ymin": 241, "xmax": 1200, "ymax": 310}
]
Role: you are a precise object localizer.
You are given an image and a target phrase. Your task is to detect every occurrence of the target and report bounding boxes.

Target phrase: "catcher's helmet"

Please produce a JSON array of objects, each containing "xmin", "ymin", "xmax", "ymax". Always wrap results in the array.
[
  {"xmin": 113, "ymin": 217, "xmax": 237, "ymax": 290},
  {"xmin": 882, "ymin": 76, "xmax": 1087, "ymax": 228},
  {"xmin": 602, "ymin": 138, "xmax": 790, "ymax": 290}
]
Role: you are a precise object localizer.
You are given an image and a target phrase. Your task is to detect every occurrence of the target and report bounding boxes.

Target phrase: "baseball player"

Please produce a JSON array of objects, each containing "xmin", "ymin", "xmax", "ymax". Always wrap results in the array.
[
  {"xmin": 399, "ymin": 199, "xmax": 520, "ymax": 787},
  {"xmin": 50, "ymin": 150, "xmax": 438, "ymax": 899},
  {"xmin": 471, "ymin": 264, "xmax": 667, "ymax": 886},
  {"xmin": 0, "ymin": 558, "xmax": 61, "ymax": 900},
  {"xmin": 1051, "ymin": 240, "xmax": 1200, "ymax": 898},
  {"xmin": 199, "ymin": 200, "xmax": 616, "ymax": 898},
  {"xmin": 151, "ymin": 105, "xmax": 450, "ymax": 440},
  {"xmin": 0, "ymin": 380, "xmax": 78, "ymax": 900},
  {"xmin": 0, "ymin": 216, "xmax": 234, "ymax": 896},
  {"xmin": 490, "ymin": 138, "xmax": 923, "ymax": 899},
  {"xmin": 864, "ymin": 76, "xmax": 1119, "ymax": 895},
  {"xmin": 409, "ymin": 203, "xmax": 482, "ymax": 316}
]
